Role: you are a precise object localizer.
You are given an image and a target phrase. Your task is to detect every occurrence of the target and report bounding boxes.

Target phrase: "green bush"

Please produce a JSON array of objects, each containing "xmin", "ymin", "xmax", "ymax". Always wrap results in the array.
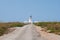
[{"xmin": 0, "ymin": 26, "xmax": 8, "ymax": 36}]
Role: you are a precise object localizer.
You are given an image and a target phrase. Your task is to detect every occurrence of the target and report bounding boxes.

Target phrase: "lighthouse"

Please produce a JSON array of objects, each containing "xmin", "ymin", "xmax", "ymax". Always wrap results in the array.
[{"xmin": 29, "ymin": 16, "xmax": 32, "ymax": 24}]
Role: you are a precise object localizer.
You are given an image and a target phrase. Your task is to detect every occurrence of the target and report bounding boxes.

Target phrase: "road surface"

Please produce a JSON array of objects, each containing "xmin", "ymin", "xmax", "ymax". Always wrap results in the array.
[{"xmin": 0, "ymin": 24, "xmax": 47, "ymax": 40}]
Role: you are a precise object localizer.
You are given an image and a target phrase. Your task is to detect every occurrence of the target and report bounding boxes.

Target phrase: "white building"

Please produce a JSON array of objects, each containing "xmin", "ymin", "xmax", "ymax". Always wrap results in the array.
[
  {"xmin": 29, "ymin": 16, "xmax": 32, "ymax": 23},
  {"xmin": 24, "ymin": 16, "xmax": 33, "ymax": 24}
]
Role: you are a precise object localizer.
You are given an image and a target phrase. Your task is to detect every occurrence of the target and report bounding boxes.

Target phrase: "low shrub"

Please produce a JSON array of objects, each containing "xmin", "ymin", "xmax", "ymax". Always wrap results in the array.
[
  {"xmin": 34, "ymin": 22, "xmax": 60, "ymax": 35},
  {"xmin": 0, "ymin": 22, "xmax": 25, "ymax": 36}
]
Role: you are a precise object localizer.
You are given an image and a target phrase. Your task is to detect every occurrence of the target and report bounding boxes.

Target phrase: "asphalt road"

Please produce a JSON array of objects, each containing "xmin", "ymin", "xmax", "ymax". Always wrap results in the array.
[{"xmin": 0, "ymin": 24, "xmax": 47, "ymax": 40}]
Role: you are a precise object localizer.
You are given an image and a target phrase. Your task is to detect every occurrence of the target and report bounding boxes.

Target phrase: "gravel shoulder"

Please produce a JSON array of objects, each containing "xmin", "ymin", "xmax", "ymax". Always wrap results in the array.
[{"xmin": 36, "ymin": 26, "xmax": 60, "ymax": 40}]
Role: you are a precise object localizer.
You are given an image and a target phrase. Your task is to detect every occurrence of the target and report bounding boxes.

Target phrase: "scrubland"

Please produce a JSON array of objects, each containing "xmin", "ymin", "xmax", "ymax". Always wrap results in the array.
[{"xmin": 34, "ymin": 22, "xmax": 60, "ymax": 35}]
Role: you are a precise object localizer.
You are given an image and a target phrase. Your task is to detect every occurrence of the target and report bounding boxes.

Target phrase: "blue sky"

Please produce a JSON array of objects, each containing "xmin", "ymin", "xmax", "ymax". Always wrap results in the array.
[{"xmin": 0, "ymin": 0, "xmax": 60, "ymax": 22}]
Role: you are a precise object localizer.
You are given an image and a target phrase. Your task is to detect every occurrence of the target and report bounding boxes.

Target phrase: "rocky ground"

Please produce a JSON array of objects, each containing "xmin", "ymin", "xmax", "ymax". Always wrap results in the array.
[{"xmin": 36, "ymin": 26, "xmax": 60, "ymax": 40}]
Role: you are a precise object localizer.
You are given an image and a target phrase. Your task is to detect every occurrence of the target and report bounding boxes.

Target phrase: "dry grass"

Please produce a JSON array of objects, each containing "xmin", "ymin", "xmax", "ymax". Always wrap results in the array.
[
  {"xmin": 0, "ymin": 22, "xmax": 25, "ymax": 36},
  {"xmin": 34, "ymin": 22, "xmax": 60, "ymax": 35}
]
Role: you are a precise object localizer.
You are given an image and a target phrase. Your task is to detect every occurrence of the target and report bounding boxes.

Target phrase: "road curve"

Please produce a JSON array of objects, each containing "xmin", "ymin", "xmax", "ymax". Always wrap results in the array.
[{"xmin": 0, "ymin": 24, "xmax": 47, "ymax": 40}]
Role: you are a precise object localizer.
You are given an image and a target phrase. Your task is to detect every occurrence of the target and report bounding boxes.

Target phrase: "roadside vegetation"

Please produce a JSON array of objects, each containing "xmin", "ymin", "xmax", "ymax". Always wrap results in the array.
[
  {"xmin": 0, "ymin": 22, "xmax": 25, "ymax": 36},
  {"xmin": 34, "ymin": 22, "xmax": 60, "ymax": 35}
]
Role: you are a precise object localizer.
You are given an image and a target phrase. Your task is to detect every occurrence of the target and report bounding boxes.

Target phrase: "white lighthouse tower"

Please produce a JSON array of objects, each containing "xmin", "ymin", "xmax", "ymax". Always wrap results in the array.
[{"xmin": 29, "ymin": 16, "xmax": 32, "ymax": 24}]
